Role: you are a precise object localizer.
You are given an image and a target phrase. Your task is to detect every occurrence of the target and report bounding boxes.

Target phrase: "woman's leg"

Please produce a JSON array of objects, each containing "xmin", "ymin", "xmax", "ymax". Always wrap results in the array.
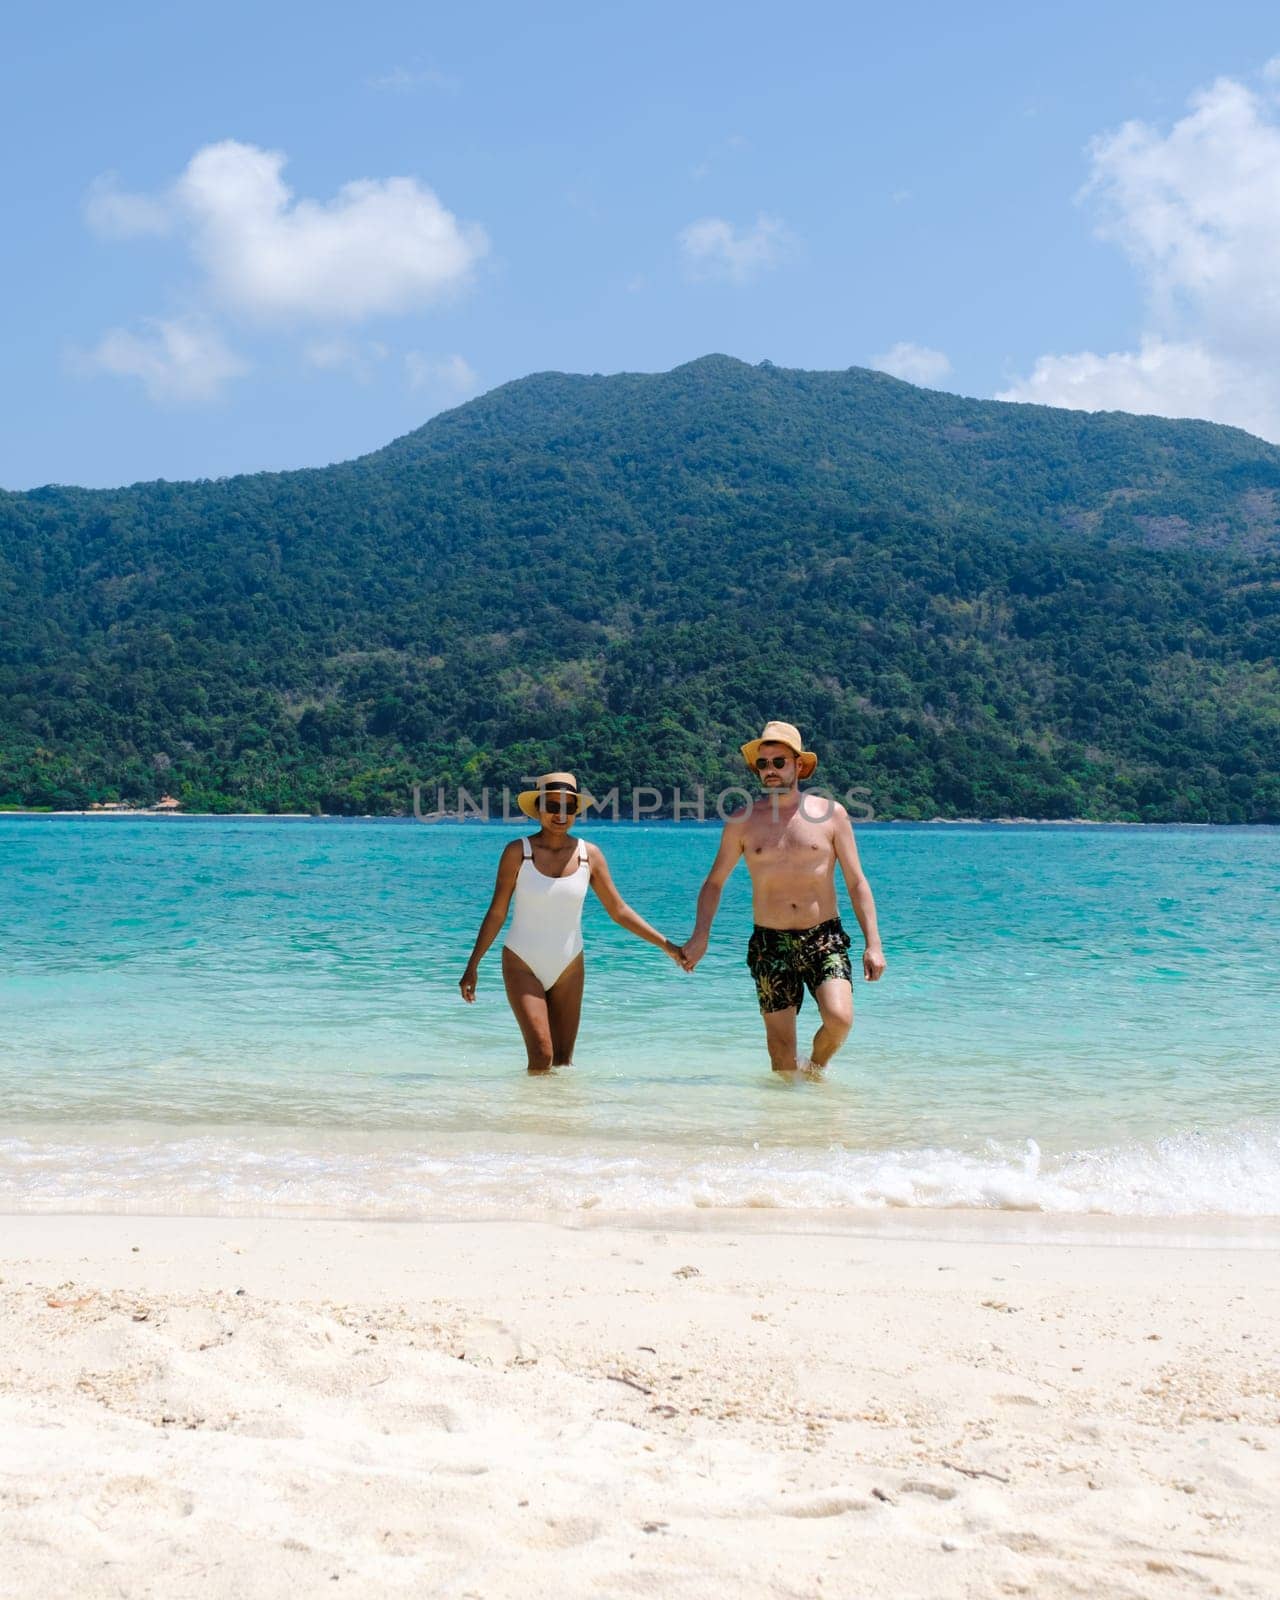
[
  {"xmin": 545, "ymin": 953, "xmax": 585, "ymax": 1066},
  {"xmin": 501, "ymin": 948, "xmax": 555, "ymax": 1072}
]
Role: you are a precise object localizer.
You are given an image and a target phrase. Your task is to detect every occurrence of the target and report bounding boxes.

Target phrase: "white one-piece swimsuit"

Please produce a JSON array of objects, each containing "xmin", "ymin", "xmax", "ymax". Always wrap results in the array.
[{"xmin": 504, "ymin": 836, "xmax": 591, "ymax": 990}]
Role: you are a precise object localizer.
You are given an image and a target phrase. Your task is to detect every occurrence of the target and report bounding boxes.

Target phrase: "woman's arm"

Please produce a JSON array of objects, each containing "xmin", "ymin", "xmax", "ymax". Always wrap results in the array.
[
  {"xmin": 459, "ymin": 841, "xmax": 523, "ymax": 1002},
  {"xmin": 587, "ymin": 844, "xmax": 691, "ymax": 969}
]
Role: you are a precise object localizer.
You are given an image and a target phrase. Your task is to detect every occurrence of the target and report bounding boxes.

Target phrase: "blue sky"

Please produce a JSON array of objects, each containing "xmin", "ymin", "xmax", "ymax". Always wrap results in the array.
[{"xmin": 5, "ymin": 1, "xmax": 1280, "ymax": 488}]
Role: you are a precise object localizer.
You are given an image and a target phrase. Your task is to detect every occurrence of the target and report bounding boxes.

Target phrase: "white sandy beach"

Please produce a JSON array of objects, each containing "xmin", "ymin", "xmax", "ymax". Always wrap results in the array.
[{"xmin": 1, "ymin": 1212, "xmax": 1277, "ymax": 1599}]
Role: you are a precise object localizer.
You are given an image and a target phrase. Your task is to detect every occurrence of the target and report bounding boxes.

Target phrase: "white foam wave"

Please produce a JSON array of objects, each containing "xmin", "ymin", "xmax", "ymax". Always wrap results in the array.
[{"xmin": 0, "ymin": 1124, "xmax": 1277, "ymax": 1220}]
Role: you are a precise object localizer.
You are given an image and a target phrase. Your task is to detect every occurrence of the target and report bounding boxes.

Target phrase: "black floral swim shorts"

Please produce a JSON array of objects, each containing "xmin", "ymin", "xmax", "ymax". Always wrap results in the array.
[{"xmin": 746, "ymin": 918, "xmax": 853, "ymax": 1013}]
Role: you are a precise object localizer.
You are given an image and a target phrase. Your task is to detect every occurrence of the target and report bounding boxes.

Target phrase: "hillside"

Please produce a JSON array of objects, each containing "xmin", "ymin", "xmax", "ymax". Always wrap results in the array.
[{"xmin": 2, "ymin": 355, "xmax": 1278, "ymax": 819}]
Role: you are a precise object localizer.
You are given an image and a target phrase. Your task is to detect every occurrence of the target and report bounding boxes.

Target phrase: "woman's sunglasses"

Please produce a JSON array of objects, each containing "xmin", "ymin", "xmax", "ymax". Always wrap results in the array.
[{"xmin": 754, "ymin": 756, "xmax": 793, "ymax": 771}]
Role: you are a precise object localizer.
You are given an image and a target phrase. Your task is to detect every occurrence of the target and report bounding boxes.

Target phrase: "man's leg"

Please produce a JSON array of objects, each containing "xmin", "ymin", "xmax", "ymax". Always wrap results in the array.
[
  {"xmin": 809, "ymin": 977, "xmax": 853, "ymax": 1069},
  {"xmin": 748, "ymin": 929, "xmax": 804, "ymax": 1072},
  {"xmin": 762, "ymin": 1005, "xmax": 801, "ymax": 1072}
]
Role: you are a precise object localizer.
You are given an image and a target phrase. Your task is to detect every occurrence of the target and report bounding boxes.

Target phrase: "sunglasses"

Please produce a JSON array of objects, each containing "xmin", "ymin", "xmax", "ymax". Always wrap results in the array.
[
  {"xmin": 537, "ymin": 794, "xmax": 576, "ymax": 812},
  {"xmin": 754, "ymin": 756, "xmax": 793, "ymax": 771}
]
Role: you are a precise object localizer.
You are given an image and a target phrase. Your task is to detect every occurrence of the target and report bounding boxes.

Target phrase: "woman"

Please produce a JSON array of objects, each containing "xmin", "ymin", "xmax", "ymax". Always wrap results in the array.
[{"xmin": 459, "ymin": 772, "xmax": 688, "ymax": 1071}]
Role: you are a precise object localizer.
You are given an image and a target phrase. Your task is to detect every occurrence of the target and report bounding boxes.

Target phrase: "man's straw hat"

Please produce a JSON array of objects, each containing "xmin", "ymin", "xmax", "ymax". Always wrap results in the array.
[
  {"xmin": 516, "ymin": 771, "xmax": 593, "ymax": 820},
  {"xmin": 740, "ymin": 720, "xmax": 818, "ymax": 780}
]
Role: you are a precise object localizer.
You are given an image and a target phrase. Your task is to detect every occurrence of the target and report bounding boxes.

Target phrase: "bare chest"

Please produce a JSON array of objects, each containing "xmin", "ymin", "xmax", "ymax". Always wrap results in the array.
[{"xmin": 742, "ymin": 811, "xmax": 835, "ymax": 873}]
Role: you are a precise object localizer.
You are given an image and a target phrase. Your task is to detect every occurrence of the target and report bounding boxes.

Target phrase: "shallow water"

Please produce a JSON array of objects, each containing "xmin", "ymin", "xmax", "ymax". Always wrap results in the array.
[{"xmin": 1, "ymin": 818, "xmax": 1277, "ymax": 1217}]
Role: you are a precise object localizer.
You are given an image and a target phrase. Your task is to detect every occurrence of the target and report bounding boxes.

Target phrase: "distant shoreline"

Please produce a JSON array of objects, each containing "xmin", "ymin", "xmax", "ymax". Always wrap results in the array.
[
  {"xmin": 2, "ymin": 809, "xmax": 1273, "ymax": 828},
  {"xmin": 0, "ymin": 810, "xmax": 319, "ymax": 819}
]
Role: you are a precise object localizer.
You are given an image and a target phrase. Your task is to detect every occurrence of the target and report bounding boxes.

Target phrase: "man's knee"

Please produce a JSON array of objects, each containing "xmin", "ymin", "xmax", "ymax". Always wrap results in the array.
[{"xmin": 818, "ymin": 996, "xmax": 853, "ymax": 1038}]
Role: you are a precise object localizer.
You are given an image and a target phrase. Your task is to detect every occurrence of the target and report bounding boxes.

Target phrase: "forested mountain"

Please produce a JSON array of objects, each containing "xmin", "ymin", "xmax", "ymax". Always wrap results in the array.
[{"xmin": 2, "ymin": 354, "xmax": 1279, "ymax": 819}]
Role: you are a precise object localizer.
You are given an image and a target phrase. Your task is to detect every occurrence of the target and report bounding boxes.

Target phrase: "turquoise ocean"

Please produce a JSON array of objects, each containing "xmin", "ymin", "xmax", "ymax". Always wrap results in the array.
[{"xmin": 1, "ymin": 818, "xmax": 1277, "ymax": 1220}]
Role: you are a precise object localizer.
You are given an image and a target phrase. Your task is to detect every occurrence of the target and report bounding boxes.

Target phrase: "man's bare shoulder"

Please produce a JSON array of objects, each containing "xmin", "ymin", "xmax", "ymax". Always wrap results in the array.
[
  {"xmin": 798, "ymin": 792, "xmax": 848, "ymax": 822},
  {"xmin": 702, "ymin": 813, "xmax": 746, "ymax": 880},
  {"xmin": 811, "ymin": 795, "xmax": 850, "ymax": 823}
]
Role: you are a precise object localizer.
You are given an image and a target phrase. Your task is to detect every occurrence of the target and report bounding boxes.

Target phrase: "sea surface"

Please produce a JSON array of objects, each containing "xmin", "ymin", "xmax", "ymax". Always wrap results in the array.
[{"xmin": 1, "ymin": 818, "xmax": 1277, "ymax": 1220}]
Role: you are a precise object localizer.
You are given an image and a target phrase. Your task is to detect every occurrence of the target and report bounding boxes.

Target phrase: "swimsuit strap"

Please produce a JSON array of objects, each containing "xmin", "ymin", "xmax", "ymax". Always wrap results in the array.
[
  {"xmin": 521, "ymin": 837, "xmax": 533, "ymax": 859},
  {"xmin": 577, "ymin": 839, "xmax": 589, "ymax": 867}
]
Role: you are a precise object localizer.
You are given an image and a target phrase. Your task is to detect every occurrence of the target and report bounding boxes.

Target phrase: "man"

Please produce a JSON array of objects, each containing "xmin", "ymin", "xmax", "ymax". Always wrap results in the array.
[{"xmin": 682, "ymin": 721, "xmax": 886, "ymax": 1073}]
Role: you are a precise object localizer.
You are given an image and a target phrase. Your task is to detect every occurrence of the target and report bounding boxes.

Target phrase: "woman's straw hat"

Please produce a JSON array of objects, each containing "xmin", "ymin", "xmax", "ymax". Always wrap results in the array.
[
  {"xmin": 740, "ymin": 720, "xmax": 818, "ymax": 780},
  {"xmin": 516, "ymin": 771, "xmax": 593, "ymax": 820}
]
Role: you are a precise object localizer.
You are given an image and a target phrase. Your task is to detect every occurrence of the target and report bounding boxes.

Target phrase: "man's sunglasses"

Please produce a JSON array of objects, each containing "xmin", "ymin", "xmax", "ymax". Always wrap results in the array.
[{"xmin": 754, "ymin": 756, "xmax": 793, "ymax": 771}]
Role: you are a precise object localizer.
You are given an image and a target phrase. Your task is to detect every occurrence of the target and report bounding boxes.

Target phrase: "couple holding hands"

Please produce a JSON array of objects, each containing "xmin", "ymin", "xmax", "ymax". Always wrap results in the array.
[{"xmin": 459, "ymin": 721, "xmax": 886, "ymax": 1074}]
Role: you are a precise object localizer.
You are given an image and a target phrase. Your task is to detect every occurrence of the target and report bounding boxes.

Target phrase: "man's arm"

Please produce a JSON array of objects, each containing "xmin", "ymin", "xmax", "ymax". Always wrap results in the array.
[
  {"xmin": 832, "ymin": 805, "xmax": 886, "ymax": 981},
  {"xmin": 681, "ymin": 817, "xmax": 745, "ymax": 969}
]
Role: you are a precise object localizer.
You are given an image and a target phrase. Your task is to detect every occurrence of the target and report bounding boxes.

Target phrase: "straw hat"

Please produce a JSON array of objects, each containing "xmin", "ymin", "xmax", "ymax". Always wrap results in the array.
[
  {"xmin": 516, "ymin": 771, "xmax": 593, "ymax": 820},
  {"xmin": 740, "ymin": 720, "xmax": 818, "ymax": 780}
]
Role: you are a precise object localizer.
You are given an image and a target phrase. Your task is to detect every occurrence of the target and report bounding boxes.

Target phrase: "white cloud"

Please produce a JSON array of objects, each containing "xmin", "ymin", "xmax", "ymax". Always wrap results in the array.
[
  {"xmin": 84, "ymin": 173, "xmax": 172, "ymax": 238},
  {"xmin": 75, "ymin": 317, "xmax": 248, "ymax": 404},
  {"xmin": 304, "ymin": 339, "xmax": 389, "ymax": 383},
  {"xmin": 998, "ymin": 337, "xmax": 1280, "ymax": 438},
  {"xmin": 176, "ymin": 141, "xmax": 487, "ymax": 321},
  {"xmin": 871, "ymin": 341, "xmax": 953, "ymax": 387},
  {"xmin": 678, "ymin": 214, "xmax": 794, "ymax": 283},
  {"xmin": 88, "ymin": 140, "xmax": 487, "ymax": 324},
  {"xmin": 1000, "ymin": 65, "xmax": 1280, "ymax": 441},
  {"xmin": 404, "ymin": 352, "xmax": 479, "ymax": 394}
]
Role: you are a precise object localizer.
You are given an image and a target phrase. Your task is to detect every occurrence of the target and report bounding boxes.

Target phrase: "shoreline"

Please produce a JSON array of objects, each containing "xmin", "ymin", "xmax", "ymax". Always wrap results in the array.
[
  {"xmin": 3, "ymin": 1211, "xmax": 1277, "ymax": 1596},
  {"xmin": 2, "ymin": 1204, "xmax": 1276, "ymax": 1247},
  {"xmin": 3, "ymin": 809, "xmax": 1276, "ymax": 827}
]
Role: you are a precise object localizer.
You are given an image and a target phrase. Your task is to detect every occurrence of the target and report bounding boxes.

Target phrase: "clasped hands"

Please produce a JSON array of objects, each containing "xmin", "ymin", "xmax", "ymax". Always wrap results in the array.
[{"xmin": 669, "ymin": 936, "xmax": 886, "ymax": 980}]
